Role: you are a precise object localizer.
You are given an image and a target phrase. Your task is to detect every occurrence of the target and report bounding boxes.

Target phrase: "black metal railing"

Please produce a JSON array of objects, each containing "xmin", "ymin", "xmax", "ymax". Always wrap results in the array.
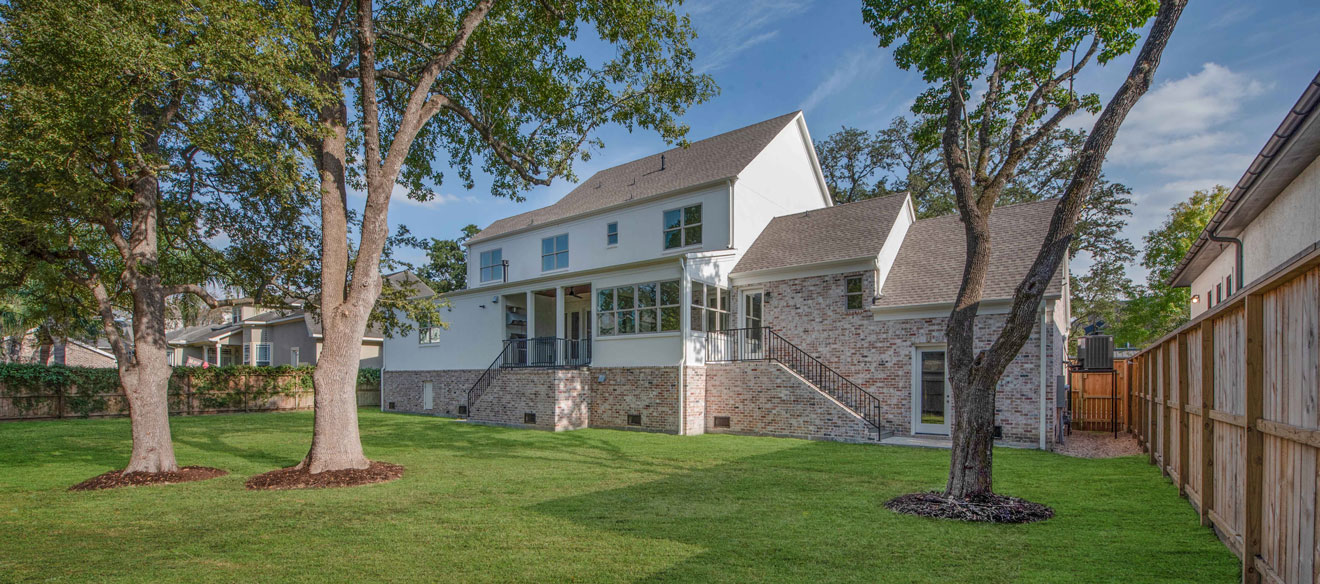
[
  {"xmin": 466, "ymin": 337, "xmax": 591, "ymax": 412},
  {"xmin": 707, "ymin": 327, "xmax": 884, "ymax": 437}
]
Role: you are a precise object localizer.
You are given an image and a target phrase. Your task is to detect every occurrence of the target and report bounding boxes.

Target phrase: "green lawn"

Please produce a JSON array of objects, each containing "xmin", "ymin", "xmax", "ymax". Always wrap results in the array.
[{"xmin": 0, "ymin": 410, "xmax": 1236, "ymax": 583}]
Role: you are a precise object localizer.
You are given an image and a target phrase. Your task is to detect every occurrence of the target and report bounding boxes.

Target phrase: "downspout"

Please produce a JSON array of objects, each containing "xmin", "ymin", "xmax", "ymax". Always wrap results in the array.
[
  {"xmin": 1039, "ymin": 302, "xmax": 1049, "ymax": 450},
  {"xmin": 1206, "ymin": 232, "xmax": 1244, "ymax": 293},
  {"xmin": 379, "ymin": 364, "xmax": 385, "ymax": 413}
]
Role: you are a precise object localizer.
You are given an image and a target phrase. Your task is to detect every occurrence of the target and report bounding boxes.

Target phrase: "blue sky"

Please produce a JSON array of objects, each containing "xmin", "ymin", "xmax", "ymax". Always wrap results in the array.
[{"xmin": 367, "ymin": 1, "xmax": 1320, "ymax": 280}]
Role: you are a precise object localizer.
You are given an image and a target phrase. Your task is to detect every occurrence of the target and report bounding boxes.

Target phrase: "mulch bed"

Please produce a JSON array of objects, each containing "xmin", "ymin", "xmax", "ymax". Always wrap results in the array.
[
  {"xmin": 1054, "ymin": 430, "xmax": 1143, "ymax": 459},
  {"xmin": 69, "ymin": 466, "xmax": 228, "ymax": 491},
  {"xmin": 244, "ymin": 461, "xmax": 404, "ymax": 490},
  {"xmin": 886, "ymin": 491, "xmax": 1055, "ymax": 524}
]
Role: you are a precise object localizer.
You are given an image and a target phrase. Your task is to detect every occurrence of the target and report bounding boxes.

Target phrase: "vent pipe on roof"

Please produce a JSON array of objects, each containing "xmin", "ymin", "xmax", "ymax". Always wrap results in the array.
[{"xmin": 660, "ymin": 154, "xmax": 666, "ymax": 171}]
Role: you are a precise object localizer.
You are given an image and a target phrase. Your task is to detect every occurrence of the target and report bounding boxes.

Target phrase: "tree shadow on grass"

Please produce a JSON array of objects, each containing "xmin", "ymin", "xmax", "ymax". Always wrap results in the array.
[{"xmin": 528, "ymin": 440, "xmax": 1239, "ymax": 584}]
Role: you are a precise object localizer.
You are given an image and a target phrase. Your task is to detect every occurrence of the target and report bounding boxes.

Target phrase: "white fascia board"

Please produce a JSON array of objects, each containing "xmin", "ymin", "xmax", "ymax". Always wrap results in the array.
[
  {"xmin": 463, "ymin": 178, "xmax": 734, "ymax": 248},
  {"xmin": 874, "ymin": 194, "xmax": 916, "ymax": 294},
  {"xmin": 730, "ymin": 256, "xmax": 879, "ymax": 287},
  {"xmin": 447, "ymin": 256, "xmax": 683, "ymax": 298},
  {"xmin": 869, "ymin": 294, "xmax": 1063, "ymax": 322},
  {"xmin": 793, "ymin": 113, "xmax": 834, "ymax": 208}
]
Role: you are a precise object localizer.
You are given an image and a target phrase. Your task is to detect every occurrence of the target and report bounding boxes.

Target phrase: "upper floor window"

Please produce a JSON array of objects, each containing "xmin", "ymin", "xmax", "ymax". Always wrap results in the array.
[
  {"xmin": 1226, "ymin": 274, "xmax": 1233, "ymax": 296},
  {"xmin": 542, "ymin": 234, "xmax": 569, "ymax": 271},
  {"xmin": 230, "ymin": 305, "xmax": 242, "ymax": 323},
  {"xmin": 606, "ymin": 222, "xmax": 619, "ymax": 246},
  {"xmin": 845, "ymin": 276, "xmax": 864, "ymax": 310},
  {"xmin": 1216, "ymin": 283, "xmax": 1223, "ymax": 304},
  {"xmin": 479, "ymin": 249, "xmax": 504, "ymax": 282},
  {"xmin": 663, "ymin": 204, "xmax": 702, "ymax": 250},
  {"xmin": 255, "ymin": 343, "xmax": 272, "ymax": 367}
]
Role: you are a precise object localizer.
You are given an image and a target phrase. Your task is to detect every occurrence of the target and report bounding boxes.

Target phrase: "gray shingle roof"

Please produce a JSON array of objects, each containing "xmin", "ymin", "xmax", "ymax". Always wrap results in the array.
[
  {"xmin": 302, "ymin": 311, "xmax": 384, "ymax": 339},
  {"xmin": 167, "ymin": 323, "xmax": 240, "ymax": 345},
  {"xmin": 732, "ymin": 194, "xmax": 908, "ymax": 274},
  {"xmin": 875, "ymin": 199, "xmax": 1066, "ymax": 308},
  {"xmin": 466, "ymin": 111, "xmax": 803, "ymax": 245}
]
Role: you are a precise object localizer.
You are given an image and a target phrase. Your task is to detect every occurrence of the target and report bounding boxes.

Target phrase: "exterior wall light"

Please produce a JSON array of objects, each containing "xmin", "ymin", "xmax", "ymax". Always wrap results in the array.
[{"xmin": 1191, "ymin": 295, "xmax": 1200, "ymax": 304}]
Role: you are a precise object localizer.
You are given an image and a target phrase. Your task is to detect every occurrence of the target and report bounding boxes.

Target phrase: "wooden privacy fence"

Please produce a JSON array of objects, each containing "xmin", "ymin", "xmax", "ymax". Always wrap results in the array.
[
  {"xmin": 1130, "ymin": 243, "xmax": 1320, "ymax": 584},
  {"xmin": 1069, "ymin": 359, "xmax": 1129, "ymax": 431}
]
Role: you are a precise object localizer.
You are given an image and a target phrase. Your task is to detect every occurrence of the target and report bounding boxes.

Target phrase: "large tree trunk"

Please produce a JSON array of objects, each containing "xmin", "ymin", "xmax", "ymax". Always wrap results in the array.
[
  {"xmin": 297, "ymin": 93, "xmax": 374, "ymax": 473},
  {"xmin": 301, "ymin": 308, "xmax": 372, "ymax": 472},
  {"xmin": 947, "ymin": 374, "xmax": 997, "ymax": 498},
  {"xmin": 120, "ymin": 358, "xmax": 177, "ymax": 473}
]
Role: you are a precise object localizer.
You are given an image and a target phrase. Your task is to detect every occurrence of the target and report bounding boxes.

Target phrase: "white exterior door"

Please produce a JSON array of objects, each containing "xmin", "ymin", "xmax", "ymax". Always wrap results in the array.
[{"xmin": 912, "ymin": 346, "xmax": 951, "ymax": 435}]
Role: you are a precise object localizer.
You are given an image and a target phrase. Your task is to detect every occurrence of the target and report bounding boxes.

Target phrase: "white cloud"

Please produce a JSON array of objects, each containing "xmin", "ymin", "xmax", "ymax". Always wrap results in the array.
[
  {"xmin": 800, "ymin": 50, "xmax": 883, "ymax": 111},
  {"xmin": 349, "ymin": 183, "xmax": 472, "ymax": 209},
  {"xmin": 1107, "ymin": 62, "xmax": 1268, "ymax": 182},
  {"xmin": 690, "ymin": 0, "xmax": 808, "ymax": 73}
]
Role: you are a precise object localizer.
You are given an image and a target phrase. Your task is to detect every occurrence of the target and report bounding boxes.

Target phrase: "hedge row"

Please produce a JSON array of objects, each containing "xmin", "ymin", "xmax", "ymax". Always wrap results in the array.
[{"xmin": 0, "ymin": 363, "xmax": 381, "ymax": 418}]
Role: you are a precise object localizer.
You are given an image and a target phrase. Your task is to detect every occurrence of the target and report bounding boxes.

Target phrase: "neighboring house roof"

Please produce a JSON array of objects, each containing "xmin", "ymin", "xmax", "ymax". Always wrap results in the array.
[
  {"xmin": 1170, "ymin": 70, "xmax": 1320, "ymax": 287},
  {"xmin": 874, "ymin": 199, "xmax": 1065, "ymax": 308},
  {"xmin": 731, "ymin": 194, "xmax": 908, "ymax": 275},
  {"xmin": 302, "ymin": 312, "xmax": 385, "ymax": 341},
  {"xmin": 384, "ymin": 270, "xmax": 437, "ymax": 299},
  {"xmin": 166, "ymin": 322, "xmax": 241, "ymax": 345},
  {"xmin": 244, "ymin": 310, "xmax": 303, "ymax": 324},
  {"xmin": 466, "ymin": 111, "xmax": 804, "ymax": 245}
]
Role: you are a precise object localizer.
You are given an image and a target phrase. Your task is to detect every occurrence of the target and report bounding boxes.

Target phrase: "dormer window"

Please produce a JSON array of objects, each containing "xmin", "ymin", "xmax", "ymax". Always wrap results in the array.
[
  {"xmin": 230, "ymin": 305, "xmax": 242, "ymax": 324},
  {"xmin": 663, "ymin": 204, "xmax": 702, "ymax": 250},
  {"xmin": 541, "ymin": 234, "xmax": 569, "ymax": 272},
  {"xmin": 479, "ymin": 249, "xmax": 504, "ymax": 282}
]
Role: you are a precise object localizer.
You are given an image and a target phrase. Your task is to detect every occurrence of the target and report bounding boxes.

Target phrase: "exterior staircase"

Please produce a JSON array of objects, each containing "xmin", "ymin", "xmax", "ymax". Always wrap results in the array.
[
  {"xmin": 465, "ymin": 337, "xmax": 590, "ymax": 414},
  {"xmin": 707, "ymin": 327, "xmax": 888, "ymax": 440}
]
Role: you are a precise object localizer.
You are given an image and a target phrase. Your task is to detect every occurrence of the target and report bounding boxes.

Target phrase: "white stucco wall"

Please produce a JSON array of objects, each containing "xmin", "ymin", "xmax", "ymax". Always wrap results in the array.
[
  {"xmin": 731, "ymin": 117, "xmax": 831, "ymax": 253},
  {"xmin": 465, "ymin": 184, "xmax": 731, "ymax": 288},
  {"xmin": 1190, "ymin": 153, "xmax": 1320, "ymax": 317}
]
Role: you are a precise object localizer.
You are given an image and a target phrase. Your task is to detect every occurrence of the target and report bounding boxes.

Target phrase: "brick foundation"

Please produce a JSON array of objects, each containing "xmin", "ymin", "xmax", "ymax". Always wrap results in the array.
[
  {"xmin": 704, "ymin": 362, "xmax": 876, "ymax": 443},
  {"xmin": 381, "ymin": 369, "xmax": 481, "ymax": 417},
  {"xmin": 588, "ymin": 366, "xmax": 680, "ymax": 432}
]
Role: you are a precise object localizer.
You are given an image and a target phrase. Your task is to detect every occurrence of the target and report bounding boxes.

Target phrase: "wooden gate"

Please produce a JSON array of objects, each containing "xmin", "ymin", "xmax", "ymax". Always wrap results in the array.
[{"xmin": 1069, "ymin": 359, "xmax": 1129, "ymax": 431}]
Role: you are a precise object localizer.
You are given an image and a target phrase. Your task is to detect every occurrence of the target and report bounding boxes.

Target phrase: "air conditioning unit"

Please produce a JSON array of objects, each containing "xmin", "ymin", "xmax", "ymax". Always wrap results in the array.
[{"xmin": 1079, "ymin": 335, "xmax": 1114, "ymax": 371}]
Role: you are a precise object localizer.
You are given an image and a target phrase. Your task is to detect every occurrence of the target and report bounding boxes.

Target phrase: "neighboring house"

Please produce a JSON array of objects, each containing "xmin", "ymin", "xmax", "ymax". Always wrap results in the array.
[
  {"xmin": 381, "ymin": 112, "xmax": 1068, "ymax": 448},
  {"xmin": 1173, "ymin": 71, "xmax": 1320, "ymax": 315},
  {"xmin": 1, "ymin": 331, "xmax": 117, "ymax": 368},
  {"xmin": 166, "ymin": 297, "xmax": 395, "ymax": 369}
]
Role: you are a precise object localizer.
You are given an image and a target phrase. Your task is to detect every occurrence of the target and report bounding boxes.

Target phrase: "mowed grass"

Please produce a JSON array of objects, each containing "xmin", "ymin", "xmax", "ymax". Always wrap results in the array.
[{"xmin": 0, "ymin": 410, "xmax": 1236, "ymax": 583}]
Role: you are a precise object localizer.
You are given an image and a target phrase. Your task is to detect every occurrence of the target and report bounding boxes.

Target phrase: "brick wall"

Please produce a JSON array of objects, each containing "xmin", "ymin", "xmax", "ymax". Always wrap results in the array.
[
  {"xmin": 384, "ymin": 368, "xmax": 590, "ymax": 431},
  {"xmin": 756, "ymin": 271, "xmax": 1057, "ymax": 446},
  {"xmin": 381, "ymin": 369, "xmax": 481, "ymax": 417},
  {"xmin": 588, "ymin": 366, "xmax": 679, "ymax": 432},
  {"xmin": 705, "ymin": 362, "xmax": 875, "ymax": 443}
]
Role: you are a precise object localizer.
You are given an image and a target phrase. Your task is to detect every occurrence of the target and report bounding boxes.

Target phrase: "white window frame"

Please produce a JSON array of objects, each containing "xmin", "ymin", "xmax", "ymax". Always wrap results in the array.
[
  {"xmin": 255, "ymin": 343, "xmax": 272, "ymax": 367},
  {"xmin": 606, "ymin": 222, "xmax": 619, "ymax": 247},
  {"xmin": 597, "ymin": 280, "xmax": 681, "ymax": 337},
  {"xmin": 689, "ymin": 281, "xmax": 730, "ymax": 333},
  {"xmin": 419, "ymin": 323, "xmax": 443, "ymax": 344},
  {"xmin": 243, "ymin": 344, "xmax": 251, "ymax": 365},
  {"xmin": 844, "ymin": 275, "xmax": 865, "ymax": 310},
  {"xmin": 290, "ymin": 347, "xmax": 300, "ymax": 366},
  {"xmin": 541, "ymin": 234, "xmax": 569, "ymax": 272},
  {"xmin": 911, "ymin": 344, "xmax": 951, "ymax": 436},
  {"xmin": 662, "ymin": 204, "xmax": 702, "ymax": 250},
  {"xmin": 479, "ymin": 249, "xmax": 504, "ymax": 283}
]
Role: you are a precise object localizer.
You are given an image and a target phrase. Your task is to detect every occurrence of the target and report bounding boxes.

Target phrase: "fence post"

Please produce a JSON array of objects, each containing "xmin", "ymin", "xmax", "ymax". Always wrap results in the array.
[
  {"xmin": 1177, "ymin": 333, "xmax": 1190, "ymax": 497},
  {"xmin": 1148, "ymin": 355, "xmax": 1157, "ymax": 465},
  {"xmin": 1200, "ymin": 319, "xmax": 1216, "ymax": 528},
  {"xmin": 1242, "ymin": 294, "xmax": 1264, "ymax": 583},
  {"xmin": 1162, "ymin": 343, "xmax": 1172, "ymax": 477}
]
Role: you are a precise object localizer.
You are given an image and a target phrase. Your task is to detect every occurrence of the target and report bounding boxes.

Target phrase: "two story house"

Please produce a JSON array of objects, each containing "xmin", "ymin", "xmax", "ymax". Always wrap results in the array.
[{"xmin": 382, "ymin": 112, "xmax": 1069, "ymax": 448}]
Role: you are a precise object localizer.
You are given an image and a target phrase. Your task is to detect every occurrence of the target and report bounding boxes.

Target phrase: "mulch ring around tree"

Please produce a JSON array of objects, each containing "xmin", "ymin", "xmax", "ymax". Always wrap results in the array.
[
  {"xmin": 244, "ymin": 461, "xmax": 404, "ymax": 490},
  {"xmin": 69, "ymin": 466, "xmax": 228, "ymax": 491},
  {"xmin": 885, "ymin": 491, "xmax": 1055, "ymax": 524}
]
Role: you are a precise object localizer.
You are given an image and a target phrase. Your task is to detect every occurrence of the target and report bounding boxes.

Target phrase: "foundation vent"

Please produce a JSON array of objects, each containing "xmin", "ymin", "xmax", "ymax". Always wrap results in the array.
[
  {"xmin": 713, "ymin": 416, "xmax": 730, "ymax": 428},
  {"xmin": 627, "ymin": 413, "xmax": 642, "ymax": 426},
  {"xmin": 524, "ymin": 412, "xmax": 537, "ymax": 425},
  {"xmin": 388, "ymin": 402, "xmax": 396, "ymax": 410}
]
